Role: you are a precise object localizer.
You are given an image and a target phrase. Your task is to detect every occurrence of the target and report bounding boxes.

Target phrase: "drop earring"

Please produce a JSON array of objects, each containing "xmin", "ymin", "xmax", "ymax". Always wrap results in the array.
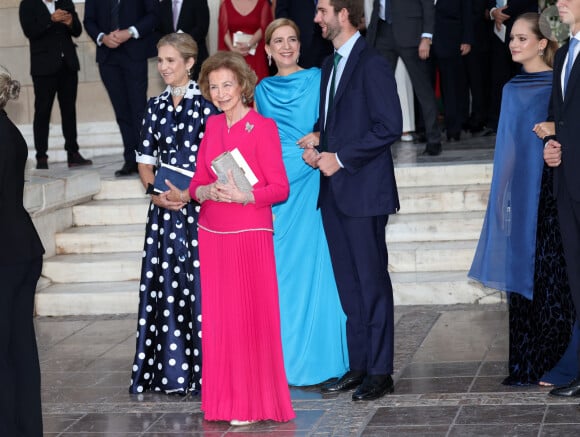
[{"xmin": 267, "ymin": 54, "xmax": 272, "ymax": 67}]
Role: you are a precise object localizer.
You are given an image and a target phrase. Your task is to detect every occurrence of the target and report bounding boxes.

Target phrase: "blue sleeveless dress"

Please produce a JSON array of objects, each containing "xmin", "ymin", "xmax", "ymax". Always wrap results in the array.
[{"xmin": 255, "ymin": 68, "xmax": 349, "ymax": 385}]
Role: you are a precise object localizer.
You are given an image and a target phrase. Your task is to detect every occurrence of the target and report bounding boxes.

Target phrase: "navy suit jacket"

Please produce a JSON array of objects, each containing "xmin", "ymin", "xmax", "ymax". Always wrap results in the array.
[
  {"xmin": 19, "ymin": 0, "xmax": 82, "ymax": 76},
  {"xmin": 83, "ymin": 0, "xmax": 159, "ymax": 63},
  {"xmin": 318, "ymin": 35, "xmax": 401, "ymax": 217},
  {"xmin": 551, "ymin": 42, "xmax": 580, "ymax": 202},
  {"xmin": 433, "ymin": 0, "xmax": 473, "ymax": 58},
  {"xmin": 367, "ymin": 0, "xmax": 435, "ymax": 48},
  {"xmin": 158, "ymin": 0, "xmax": 209, "ymax": 66}
]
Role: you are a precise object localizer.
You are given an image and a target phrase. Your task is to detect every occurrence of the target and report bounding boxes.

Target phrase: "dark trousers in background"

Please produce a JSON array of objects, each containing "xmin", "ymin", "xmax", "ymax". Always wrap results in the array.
[
  {"xmin": 372, "ymin": 21, "xmax": 441, "ymax": 144},
  {"xmin": 98, "ymin": 51, "xmax": 148, "ymax": 164},
  {"xmin": 32, "ymin": 63, "xmax": 79, "ymax": 160},
  {"xmin": 0, "ymin": 258, "xmax": 43, "ymax": 437}
]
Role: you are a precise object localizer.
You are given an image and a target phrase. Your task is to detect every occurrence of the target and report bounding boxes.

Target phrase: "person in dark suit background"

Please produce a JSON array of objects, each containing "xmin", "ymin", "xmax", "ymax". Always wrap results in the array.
[
  {"xmin": 463, "ymin": 0, "xmax": 492, "ymax": 134},
  {"xmin": 157, "ymin": 0, "xmax": 209, "ymax": 80},
  {"xmin": 544, "ymin": 0, "xmax": 580, "ymax": 400},
  {"xmin": 275, "ymin": 0, "xmax": 333, "ymax": 68},
  {"xmin": 84, "ymin": 0, "xmax": 158, "ymax": 176},
  {"xmin": 432, "ymin": 0, "xmax": 473, "ymax": 142},
  {"xmin": 486, "ymin": 0, "xmax": 539, "ymax": 133},
  {"xmin": 302, "ymin": 0, "xmax": 401, "ymax": 401},
  {"xmin": 19, "ymin": 0, "xmax": 92, "ymax": 170},
  {"xmin": 0, "ymin": 65, "xmax": 45, "ymax": 437},
  {"xmin": 366, "ymin": 0, "xmax": 441, "ymax": 156}
]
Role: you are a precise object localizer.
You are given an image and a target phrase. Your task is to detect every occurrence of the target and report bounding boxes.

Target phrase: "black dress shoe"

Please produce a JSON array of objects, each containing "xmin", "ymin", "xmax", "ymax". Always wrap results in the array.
[
  {"xmin": 446, "ymin": 132, "xmax": 460, "ymax": 142},
  {"xmin": 320, "ymin": 370, "xmax": 366, "ymax": 393},
  {"xmin": 549, "ymin": 378, "xmax": 580, "ymax": 397},
  {"xmin": 412, "ymin": 133, "xmax": 427, "ymax": 144},
  {"xmin": 36, "ymin": 157, "xmax": 48, "ymax": 169},
  {"xmin": 422, "ymin": 142, "xmax": 442, "ymax": 156},
  {"xmin": 352, "ymin": 375, "xmax": 394, "ymax": 401},
  {"xmin": 115, "ymin": 162, "xmax": 138, "ymax": 177},
  {"xmin": 68, "ymin": 152, "xmax": 93, "ymax": 168}
]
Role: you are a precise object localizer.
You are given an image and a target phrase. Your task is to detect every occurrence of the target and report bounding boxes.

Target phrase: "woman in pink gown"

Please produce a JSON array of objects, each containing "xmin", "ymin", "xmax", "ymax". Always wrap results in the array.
[
  {"xmin": 218, "ymin": 0, "xmax": 271, "ymax": 81},
  {"xmin": 167, "ymin": 51, "xmax": 294, "ymax": 426}
]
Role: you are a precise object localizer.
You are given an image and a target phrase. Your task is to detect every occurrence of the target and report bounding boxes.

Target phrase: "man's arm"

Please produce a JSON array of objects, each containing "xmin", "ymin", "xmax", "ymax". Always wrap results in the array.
[
  {"xmin": 335, "ymin": 55, "xmax": 402, "ymax": 172},
  {"xmin": 189, "ymin": 0, "xmax": 210, "ymax": 44},
  {"xmin": 275, "ymin": 0, "xmax": 290, "ymax": 18},
  {"xmin": 19, "ymin": 0, "xmax": 53, "ymax": 40}
]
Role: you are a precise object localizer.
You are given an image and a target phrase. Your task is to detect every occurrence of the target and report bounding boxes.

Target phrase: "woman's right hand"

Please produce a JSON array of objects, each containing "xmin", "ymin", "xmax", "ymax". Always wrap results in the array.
[
  {"xmin": 151, "ymin": 191, "xmax": 186, "ymax": 211},
  {"xmin": 533, "ymin": 121, "xmax": 555, "ymax": 140}
]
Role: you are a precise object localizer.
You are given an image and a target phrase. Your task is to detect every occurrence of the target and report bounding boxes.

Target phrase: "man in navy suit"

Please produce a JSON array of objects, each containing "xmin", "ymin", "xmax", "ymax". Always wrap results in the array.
[
  {"xmin": 158, "ymin": 0, "xmax": 209, "ymax": 79},
  {"xmin": 544, "ymin": 0, "xmax": 580, "ymax": 400},
  {"xmin": 19, "ymin": 0, "xmax": 92, "ymax": 169},
  {"xmin": 276, "ymin": 0, "xmax": 333, "ymax": 68},
  {"xmin": 84, "ymin": 0, "xmax": 158, "ymax": 176},
  {"xmin": 303, "ymin": 0, "xmax": 402, "ymax": 401}
]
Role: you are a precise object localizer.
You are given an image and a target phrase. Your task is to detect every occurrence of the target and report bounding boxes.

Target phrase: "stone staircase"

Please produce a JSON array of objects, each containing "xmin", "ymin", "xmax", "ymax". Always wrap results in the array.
[
  {"xmin": 34, "ymin": 161, "xmax": 501, "ymax": 316},
  {"xmin": 36, "ymin": 177, "xmax": 148, "ymax": 316}
]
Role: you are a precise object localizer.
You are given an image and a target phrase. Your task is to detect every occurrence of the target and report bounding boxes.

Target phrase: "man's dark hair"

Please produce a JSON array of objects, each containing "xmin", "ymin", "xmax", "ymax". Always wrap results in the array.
[{"xmin": 329, "ymin": 0, "xmax": 364, "ymax": 28}]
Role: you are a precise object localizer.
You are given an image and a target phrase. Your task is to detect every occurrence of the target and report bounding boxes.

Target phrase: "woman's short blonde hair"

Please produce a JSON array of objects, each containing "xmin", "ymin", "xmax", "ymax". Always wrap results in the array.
[
  {"xmin": 157, "ymin": 32, "xmax": 198, "ymax": 77},
  {"xmin": 0, "ymin": 65, "xmax": 20, "ymax": 110},
  {"xmin": 198, "ymin": 51, "xmax": 258, "ymax": 106},
  {"xmin": 265, "ymin": 18, "xmax": 301, "ymax": 45}
]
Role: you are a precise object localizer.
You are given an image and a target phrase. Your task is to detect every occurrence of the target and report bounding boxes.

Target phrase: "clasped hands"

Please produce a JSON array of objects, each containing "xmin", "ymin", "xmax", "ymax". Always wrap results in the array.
[
  {"xmin": 165, "ymin": 170, "xmax": 250, "ymax": 206},
  {"xmin": 533, "ymin": 121, "xmax": 561, "ymax": 168},
  {"xmin": 102, "ymin": 29, "xmax": 133, "ymax": 49},
  {"xmin": 298, "ymin": 132, "xmax": 340, "ymax": 177},
  {"xmin": 51, "ymin": 8, "xmax": 73, "ymax": 27}
]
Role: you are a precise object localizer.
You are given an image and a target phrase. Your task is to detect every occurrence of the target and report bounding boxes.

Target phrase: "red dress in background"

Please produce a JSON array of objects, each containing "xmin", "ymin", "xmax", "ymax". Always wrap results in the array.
[
  {"xmin": 218, "ymin": 0, "xmax": 271, "ymax": 81},
  {"xmin": 189, "ymin": 109, "xmax": 294, "ymax": 423}
]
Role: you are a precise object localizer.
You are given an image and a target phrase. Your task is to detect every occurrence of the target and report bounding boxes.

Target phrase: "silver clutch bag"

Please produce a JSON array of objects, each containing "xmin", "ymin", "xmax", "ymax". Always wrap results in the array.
[{"xmin": 211, "ymin": 148, "xmax": 257, "ymax": 193}]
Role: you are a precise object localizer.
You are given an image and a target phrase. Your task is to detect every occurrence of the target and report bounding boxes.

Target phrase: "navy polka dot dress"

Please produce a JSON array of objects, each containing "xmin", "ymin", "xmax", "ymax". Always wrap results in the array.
[{"xmin": 129, "ymin": 82, "xmax": 217, "ymax": 394}]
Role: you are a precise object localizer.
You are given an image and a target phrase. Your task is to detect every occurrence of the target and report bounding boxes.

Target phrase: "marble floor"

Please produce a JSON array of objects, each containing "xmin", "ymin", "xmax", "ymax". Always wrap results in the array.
[
  {"xmin": 36, "ymin": 133, "xmax": 580, "ymax": 435},
  {"xmin": 38, "ymin": 305, "xmax": 580, "ymax": 436}
]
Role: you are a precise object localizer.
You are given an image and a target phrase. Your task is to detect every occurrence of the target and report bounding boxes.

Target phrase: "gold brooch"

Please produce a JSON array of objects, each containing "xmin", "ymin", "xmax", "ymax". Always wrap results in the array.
[{"xmin": 245, "ymin": 122, "xmax": 254, "ymax": 133}]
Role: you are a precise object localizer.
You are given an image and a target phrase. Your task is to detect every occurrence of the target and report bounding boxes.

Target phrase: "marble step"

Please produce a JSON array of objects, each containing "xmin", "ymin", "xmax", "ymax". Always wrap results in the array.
[
  {"xmin": 33, "ymin": 271, "xmax": 502, "ymax": 316},
  {"xmin": 35, "ymin": 281, "xmax": 139, "ymax": 316},
  {"xmin": 398, "ymin": 184, "xmax": 489, "ymax": 214},
  {"xmin": 56, "ymin": 224, "xmax": 145, "ymax": 254},
  {"xmin": 73, "ymin": 198, "xmax": 150, "ymax": 226},
  {"xmin": 42, "ymin": 252, "xmax": 141, "ymax": 283},
  {"xmin": 390, "ymin": 271, "xmax": 504, "ymax": 305},
  {"xmin": 388, "ymin": 240, "xmax": 476, "ymax": 273},
  {"xmin": 387, "ymin": 211, "xmax": 485, "ymax": 243},
  {"xmin": 94, "ymin": 178, "xmax": 147, "ymax": 200},
  {"xmin": 395, "ymin": 163, "xmax": 493, "ymax": 188}
]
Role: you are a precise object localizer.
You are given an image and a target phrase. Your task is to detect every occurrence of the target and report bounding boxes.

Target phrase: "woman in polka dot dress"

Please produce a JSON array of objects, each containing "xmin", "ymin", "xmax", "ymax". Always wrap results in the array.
[{"xmin": 129, "ymin": 33, "xmax": 218, "ymax": 395}]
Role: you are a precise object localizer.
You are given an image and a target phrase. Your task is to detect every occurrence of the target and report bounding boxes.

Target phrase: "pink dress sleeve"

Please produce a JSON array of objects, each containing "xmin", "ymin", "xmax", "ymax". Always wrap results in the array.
[{"xmin": 252, "ymin": 117, "xmax": 289, "ymax": 208}]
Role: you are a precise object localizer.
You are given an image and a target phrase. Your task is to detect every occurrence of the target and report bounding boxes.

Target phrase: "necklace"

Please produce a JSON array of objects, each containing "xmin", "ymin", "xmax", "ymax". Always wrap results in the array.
[{"xmin": 170, "ymin": 84, "xmax": 188, "ymax": 97}]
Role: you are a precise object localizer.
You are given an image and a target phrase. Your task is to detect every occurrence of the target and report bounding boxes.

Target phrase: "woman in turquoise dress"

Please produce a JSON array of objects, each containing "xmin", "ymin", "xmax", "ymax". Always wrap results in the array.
[{"xmin": 255, "ymin": 18, "xmax": 349, "ymax": 386}]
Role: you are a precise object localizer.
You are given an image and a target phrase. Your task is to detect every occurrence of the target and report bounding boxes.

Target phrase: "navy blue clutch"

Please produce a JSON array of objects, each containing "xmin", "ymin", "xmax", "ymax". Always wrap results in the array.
[{"xmin": 153, "ymin": 163, "xmax": 194, "ymax": 193}]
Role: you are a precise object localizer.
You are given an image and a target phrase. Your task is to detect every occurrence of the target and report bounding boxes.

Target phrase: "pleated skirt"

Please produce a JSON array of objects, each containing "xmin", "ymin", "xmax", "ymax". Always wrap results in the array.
[{"xmin": 198, "ymin": 227, "xmax": 295, "ymax": 423}]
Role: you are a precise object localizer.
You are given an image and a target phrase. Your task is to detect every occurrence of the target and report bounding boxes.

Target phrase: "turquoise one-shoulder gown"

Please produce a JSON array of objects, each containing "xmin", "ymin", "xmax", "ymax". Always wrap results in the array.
[{"xmin": 255, "ymin": 68, "xmax": 349, "ymax": 386}]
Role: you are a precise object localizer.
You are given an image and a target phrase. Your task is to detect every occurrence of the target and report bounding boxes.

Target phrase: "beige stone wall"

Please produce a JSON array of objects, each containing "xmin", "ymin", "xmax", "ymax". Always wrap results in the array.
[{"xmin": 0, "ymin": 0, "xmax": 165, "ymax": 127}]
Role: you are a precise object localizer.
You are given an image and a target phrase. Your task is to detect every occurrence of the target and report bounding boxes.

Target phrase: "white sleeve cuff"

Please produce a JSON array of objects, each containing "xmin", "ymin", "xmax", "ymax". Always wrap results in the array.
[
  {"xmin": 335, "ymin": 153, "xmax": 344, "ymax": 168},
  {"xmin": 136, "ymin": 153, "xmax": 157, "ymax": 165}
]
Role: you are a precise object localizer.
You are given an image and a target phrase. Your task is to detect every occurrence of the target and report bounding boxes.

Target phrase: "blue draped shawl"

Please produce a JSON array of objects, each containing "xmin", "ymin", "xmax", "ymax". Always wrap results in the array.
[{"xmin": 469, "ymin": 71, "xmax": 553, "ymax": 300}]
